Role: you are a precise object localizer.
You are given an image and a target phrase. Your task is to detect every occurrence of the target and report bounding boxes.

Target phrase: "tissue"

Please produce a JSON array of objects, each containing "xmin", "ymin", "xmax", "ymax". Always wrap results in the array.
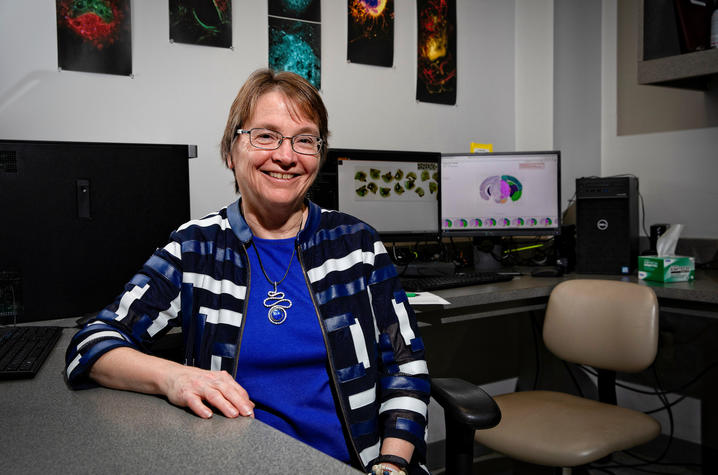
[
  {"xmin": 656, "ymin": 223, "xmax": 683, "ymax": 256},
  {"xmin": 638, "ymin": 224, "xmax": 694, "ymax": 282}
]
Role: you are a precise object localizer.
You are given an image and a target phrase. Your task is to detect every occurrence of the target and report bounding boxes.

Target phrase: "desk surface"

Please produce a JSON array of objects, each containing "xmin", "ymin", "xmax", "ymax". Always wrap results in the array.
[
  {"xmin": 435, "ymin": 269, "xmax": 717, "ymax": 304},
  {"xmin": 0, "ymin": 327, "xmax": 361, "ymax": 474},
  {"xmin": 414, "ymin": 270, "xmax": 718, "ymax": 324}
]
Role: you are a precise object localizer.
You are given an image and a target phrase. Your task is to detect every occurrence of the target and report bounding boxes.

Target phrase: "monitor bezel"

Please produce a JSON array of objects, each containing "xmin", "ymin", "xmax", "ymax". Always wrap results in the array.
[{"xmin": 438, "ymin": 151, "xmax": 562, "ymax": 238}]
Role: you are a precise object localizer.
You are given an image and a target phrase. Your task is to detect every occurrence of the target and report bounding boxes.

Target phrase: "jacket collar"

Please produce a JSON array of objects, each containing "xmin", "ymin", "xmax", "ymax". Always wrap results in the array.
[{"xmin": 226, "ymin": 198, "xmax": 321, "ymax": 245}]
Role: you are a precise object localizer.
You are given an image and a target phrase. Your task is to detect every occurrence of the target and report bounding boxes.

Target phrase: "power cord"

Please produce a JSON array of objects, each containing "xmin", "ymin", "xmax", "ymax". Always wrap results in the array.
[{"xmin": 576, "ymin": 360, "xmax": 716, "ymax": 472}]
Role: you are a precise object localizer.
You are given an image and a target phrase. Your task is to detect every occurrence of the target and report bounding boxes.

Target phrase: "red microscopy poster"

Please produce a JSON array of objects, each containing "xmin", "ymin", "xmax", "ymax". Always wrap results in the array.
[{"xmin": 56, "ymin": 0, "xmax": 132, "ymax": 76}]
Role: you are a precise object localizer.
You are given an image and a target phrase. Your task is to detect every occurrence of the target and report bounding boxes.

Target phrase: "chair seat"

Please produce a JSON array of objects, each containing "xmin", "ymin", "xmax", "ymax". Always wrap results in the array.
[{"xmin": 474, "ymin": 390, "xmax": 661, "ymax": 467}]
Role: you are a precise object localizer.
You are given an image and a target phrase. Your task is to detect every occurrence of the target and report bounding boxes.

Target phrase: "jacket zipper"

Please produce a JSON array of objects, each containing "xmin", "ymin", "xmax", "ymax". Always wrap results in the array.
[
  {"xmin": 232, "ymin": 243, "xmax": 251, "ymax": 378},
  {"xmin": 296, "ymin": 245, "xmax": 363, "ymax": 467}
]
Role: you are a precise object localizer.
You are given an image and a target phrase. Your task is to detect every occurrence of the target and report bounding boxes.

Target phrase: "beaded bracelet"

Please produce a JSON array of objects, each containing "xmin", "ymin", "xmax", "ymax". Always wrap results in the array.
[
  {"xmin": 370, "ymin": 454, "xmax": 409, "ymax": 475},
  {"xmin": 370, "ymin": 463, "xmax": 407, "ymax": 475}
]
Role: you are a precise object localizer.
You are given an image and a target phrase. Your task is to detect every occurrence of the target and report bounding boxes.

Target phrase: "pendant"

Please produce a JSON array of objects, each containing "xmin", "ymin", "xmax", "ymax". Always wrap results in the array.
[{"xmin": 264, "ymin": 284, "xmax": 292, "ymax": 325}]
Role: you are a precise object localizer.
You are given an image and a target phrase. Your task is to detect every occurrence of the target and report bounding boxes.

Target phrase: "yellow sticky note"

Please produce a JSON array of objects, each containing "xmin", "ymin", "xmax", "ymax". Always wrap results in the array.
[{"xmin": 470, "ymin": 142, "xmax": 493, "ymax": 153}]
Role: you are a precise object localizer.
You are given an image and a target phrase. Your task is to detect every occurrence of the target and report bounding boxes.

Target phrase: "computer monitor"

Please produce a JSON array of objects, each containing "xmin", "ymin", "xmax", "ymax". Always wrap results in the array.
[
  {"xmin": 0, "ymin": 139, "xmax": 194, "ymax": 322},
  {"xmin": 309, "ymin": 148, "xmax": 441, "ymax": 241},
  {"xmin": 439, "ymin": 151, "xmax": 561, "ymax": 238}
]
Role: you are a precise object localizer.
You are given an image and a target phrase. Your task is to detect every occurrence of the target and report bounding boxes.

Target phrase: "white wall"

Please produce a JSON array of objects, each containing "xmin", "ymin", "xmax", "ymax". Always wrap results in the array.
[
  {"xmin": 601, "ymin": 0, "xmax": 718, "ymax": 239},
  {"xmin": 554, "ymin": 0, "xmax": 602, "ymax": 205},
  {"xmin": 5, "ymin": 1, "xmax": 713, "ymax": 237},
  {"xmin": 515, "ymin": 0, "xmax": 553, "ymax": 152},
  {"xmin": 0, "ymin": 0, "xmax": 516, "ymax": 220}
]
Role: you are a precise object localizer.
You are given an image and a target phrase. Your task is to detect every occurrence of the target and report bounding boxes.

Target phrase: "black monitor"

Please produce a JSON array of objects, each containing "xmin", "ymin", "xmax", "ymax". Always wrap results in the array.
[
  {"xmin": 309, "ymin": 148, "xmax": 441, "ymax": 241},
  {"xmin": 439, "ymin": 151, "xmax": 561, "ymax": 238},
  {"xmin": 0, "ymin": 139, "xmax": 195, "ymax": 322}
]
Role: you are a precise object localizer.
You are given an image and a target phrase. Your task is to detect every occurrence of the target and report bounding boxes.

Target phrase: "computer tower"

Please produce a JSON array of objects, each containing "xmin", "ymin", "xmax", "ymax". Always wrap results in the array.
[{"xmin": 575, "ymin": 176, "xmax": 639, "ymax": 274}]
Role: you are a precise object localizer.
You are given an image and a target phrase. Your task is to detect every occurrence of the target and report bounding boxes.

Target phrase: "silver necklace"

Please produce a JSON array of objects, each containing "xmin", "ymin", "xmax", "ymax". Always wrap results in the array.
[{"xmin": 250, "ymin": 217, "xmax": 302, "ymax": 325}]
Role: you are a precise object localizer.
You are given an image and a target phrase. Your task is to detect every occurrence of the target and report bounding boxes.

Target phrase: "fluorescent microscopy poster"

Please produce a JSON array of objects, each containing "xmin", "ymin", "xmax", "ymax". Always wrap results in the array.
[
  {"xmin": 347, "ymin": 0, "xmax": 394, "ymax": 67},
  {"xmin": 416, "ymin": 0, "xmax": 457, "ymax": 105},
  {"xmin": 56, "ymin": 0, "xmax": 132, "ymax": 76},
  {"xmin": 169, "ymin": 0, "xmax": 232, "ymax": 48},
  {"xmin": 268, "ymin": 0, "xmax": 320, "ymax": 21},
  {"xmin": 268, "ymin": 0, "xmax": 321, "ymax": 90}
]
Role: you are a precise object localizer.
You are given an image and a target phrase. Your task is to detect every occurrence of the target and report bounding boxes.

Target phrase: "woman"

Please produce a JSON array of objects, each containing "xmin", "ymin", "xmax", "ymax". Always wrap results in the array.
[{"xmin": 65, "ymin": 69, "xmax": 430, "ymax": 475}]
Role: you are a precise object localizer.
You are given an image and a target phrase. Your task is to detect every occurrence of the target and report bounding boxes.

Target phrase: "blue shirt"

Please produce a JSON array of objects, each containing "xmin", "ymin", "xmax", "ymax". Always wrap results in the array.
[{"xmin": 236, "ymin": 235, "xmax": 351, "ymax": 463}]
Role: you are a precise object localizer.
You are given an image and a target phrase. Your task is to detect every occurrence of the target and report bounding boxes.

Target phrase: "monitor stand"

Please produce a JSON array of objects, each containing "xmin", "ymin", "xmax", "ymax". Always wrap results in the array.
[{"xmin": 472, "ymin": 237, "xmax": 503, "ymax": 272}]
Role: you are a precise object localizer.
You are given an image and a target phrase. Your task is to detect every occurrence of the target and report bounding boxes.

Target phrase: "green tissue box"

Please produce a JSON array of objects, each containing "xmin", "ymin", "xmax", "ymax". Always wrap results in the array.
[{"xmin": 638, "ymin": 256, "xmax": 695, "ymax": 282}]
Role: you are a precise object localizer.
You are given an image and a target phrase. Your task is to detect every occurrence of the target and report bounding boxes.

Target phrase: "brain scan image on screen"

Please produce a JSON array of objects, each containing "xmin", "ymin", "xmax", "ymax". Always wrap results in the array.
[{"xmin": 479, "ymin": 175, "xmax": 523, "ymax": 203}]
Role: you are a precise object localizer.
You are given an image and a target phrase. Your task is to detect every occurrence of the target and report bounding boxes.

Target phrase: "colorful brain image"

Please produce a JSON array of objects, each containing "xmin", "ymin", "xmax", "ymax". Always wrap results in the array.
[{"xmin": 479, "ymin": 175, "xmax": 523, "ymax": 203}]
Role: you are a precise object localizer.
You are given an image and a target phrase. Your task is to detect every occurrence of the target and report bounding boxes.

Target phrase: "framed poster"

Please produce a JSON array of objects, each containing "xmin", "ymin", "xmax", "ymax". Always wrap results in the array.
[
  {"xmin": 56, "ymin": 0, "xmax": 132, "ymax": 76},
  {"xmin": 416, "ymin": 0, "xmax": 457, "ymax": 105},
  {"xmin": 268, "ymin": 0, "xmax": 321, "ymax": 89},
  {"xmin": 347, "ymin": 0, "xmax": 394, "ymax": 67},
  {"xmin": 169, "ymin": 0, "xmax": 232, "ymax": 48}
]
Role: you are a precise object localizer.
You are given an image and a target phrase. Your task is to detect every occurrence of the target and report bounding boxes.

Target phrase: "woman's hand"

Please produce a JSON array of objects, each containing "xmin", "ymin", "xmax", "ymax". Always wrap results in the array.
[
  {"xmin": 90, "ymin": 347, "xmax": 255, "ymax": 419},
  {"xmin": 163, "ymin": 366, "xmax": 255, "ymax": 419}
]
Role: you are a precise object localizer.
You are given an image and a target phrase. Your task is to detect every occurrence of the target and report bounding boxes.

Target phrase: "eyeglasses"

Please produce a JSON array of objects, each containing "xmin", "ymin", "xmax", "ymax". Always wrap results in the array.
[{"xmin": 236, "ymin": 128, "xmax": 323, "ymax": 155}]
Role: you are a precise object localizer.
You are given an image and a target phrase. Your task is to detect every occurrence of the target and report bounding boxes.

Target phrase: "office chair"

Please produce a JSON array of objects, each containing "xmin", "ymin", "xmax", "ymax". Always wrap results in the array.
[{"xmin": 473, "ymin": 279, "xmax": 661, "ymax": 473}]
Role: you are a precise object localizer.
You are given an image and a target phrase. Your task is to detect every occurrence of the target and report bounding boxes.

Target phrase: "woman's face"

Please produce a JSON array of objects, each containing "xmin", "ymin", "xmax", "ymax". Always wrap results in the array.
[{"xmin": 226, "ymin": 90, "xmax": 321, "ymax": 216}]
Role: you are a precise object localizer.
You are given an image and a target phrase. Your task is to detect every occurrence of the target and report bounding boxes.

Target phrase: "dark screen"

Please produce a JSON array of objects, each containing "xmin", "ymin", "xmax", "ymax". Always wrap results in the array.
[{"xmin": 0, "ymin": 140, "xmax": 193, "ymax": 321}]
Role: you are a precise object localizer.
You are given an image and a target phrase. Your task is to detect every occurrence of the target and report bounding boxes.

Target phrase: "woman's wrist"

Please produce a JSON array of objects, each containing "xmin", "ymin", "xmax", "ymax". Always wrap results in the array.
[
  {"xmin": 370, "ymin": 454, "xmax": 408, "ymax": 475},
  {"xmin": 370, "ymin": 462, "xmax": 405, "ymax": 475}
]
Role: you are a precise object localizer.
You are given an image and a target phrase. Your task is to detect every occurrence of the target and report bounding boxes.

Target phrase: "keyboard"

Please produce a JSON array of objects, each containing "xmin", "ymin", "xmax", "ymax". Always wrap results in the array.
[
  {"xmin": 400, "ymin": 272, "xmax": 514, "ymax": 292},
  {"xmin": 0, "ymin": 326, "xmax": 63, "ymax": 379}
]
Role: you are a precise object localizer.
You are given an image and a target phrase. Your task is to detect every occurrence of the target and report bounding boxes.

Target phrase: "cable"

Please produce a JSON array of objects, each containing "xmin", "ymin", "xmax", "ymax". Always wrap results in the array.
[
  {"xmin": 643, "ymin": 394, "xmax": 689, "ymax": 415},
  {"xmin": 587, "ymin": 365, "xmax": 676, "ymax": 472},
  {"xmin": 577, "ymin": 361, "xmax": 718, "ymax": 399},
  {"xmin": 581, "ymin": 358, "xmax": 718, "ymax": 472}
]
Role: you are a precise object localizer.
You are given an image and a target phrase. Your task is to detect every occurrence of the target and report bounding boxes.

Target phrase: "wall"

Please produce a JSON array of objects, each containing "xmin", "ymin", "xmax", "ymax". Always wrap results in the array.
[
  {"xmin": 602, "ymin": 0, "xmax": 718, "ymax": 239},
  {"xmin": 554, "ymin": 0, "xmax": 603, "ymax": 203},
  {"xmin": 515, "ymin": 0, "xmax": 554, "ymax": 152},
  {"xmin": 6, "ymin": 2, "xmax": 712, "ymax": 237},
  {"xmin": 0, "ymin": 0, "xmax": 516, "ymax": 220}
]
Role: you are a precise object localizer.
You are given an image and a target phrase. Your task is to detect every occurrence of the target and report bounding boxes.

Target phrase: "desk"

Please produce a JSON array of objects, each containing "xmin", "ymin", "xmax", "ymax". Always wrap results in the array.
[
  {"xmin": 414, "ymin": 270, "xmax": 718, "ymax": 324},
  {"xmin": 4, "ymin": 273, "xmax": 716, "ymax": 473},
  {"xmin": 416, "ymin": 269, "xmax": 718, "ymax": 468},
  {"xmin": 0, "ymin": 324, "xmax": 361, "ymax": 474}
]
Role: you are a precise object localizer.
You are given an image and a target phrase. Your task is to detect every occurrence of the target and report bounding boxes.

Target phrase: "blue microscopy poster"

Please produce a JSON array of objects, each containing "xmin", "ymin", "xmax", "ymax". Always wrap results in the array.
[{"xmin": 268, "ymin": 0, "xmax": 321, "ymax": 90}]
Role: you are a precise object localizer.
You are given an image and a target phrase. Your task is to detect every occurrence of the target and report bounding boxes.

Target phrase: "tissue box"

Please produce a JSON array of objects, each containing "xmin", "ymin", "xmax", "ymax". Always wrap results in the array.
[{"xmin": 638, "ymin": 256, "xmax": 695, "ymax": 282}]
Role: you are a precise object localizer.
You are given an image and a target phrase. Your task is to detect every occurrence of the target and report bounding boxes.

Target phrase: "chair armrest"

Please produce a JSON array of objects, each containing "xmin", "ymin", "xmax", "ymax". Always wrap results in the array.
[{"xmin": 431, "ymin": 377, "xmax": 501, "ymax": 429}]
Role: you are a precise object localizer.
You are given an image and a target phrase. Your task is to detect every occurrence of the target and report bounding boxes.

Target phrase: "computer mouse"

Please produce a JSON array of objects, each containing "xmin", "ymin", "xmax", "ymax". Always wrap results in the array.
[{"xmin": 531, "ymin": 267, "xmax": 565, "ymax": 278}]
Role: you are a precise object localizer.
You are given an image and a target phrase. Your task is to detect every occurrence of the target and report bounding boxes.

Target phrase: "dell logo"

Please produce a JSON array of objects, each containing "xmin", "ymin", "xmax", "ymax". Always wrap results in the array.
[{"xmin": 596, "ymin": 219, "xmax": 609, "ymax": 231}]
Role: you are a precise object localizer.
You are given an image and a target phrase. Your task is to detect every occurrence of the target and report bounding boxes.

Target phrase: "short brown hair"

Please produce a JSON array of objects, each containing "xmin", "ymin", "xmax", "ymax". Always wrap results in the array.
[{"xmin": 221, "ymin": 69, "xmax": 329, "ymax": 178}]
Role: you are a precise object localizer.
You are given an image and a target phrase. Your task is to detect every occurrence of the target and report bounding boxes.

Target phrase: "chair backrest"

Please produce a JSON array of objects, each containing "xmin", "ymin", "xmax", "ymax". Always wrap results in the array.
[{"xmin": 543, "ymin": 279, "xmax": 659, "ymax": 373}]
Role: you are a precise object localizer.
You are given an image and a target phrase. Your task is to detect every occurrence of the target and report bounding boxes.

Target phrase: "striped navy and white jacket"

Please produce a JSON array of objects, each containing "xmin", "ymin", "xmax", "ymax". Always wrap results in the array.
[{"xmin": 65, "ymin": 199, "xmax": 431, "ymax": 474}]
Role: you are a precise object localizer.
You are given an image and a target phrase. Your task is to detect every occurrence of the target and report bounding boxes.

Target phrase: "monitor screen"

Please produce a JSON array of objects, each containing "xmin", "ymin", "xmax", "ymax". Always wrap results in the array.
[
  {"xmin": 440, "ymin": 151, "xmax": 561, "ymax": 237},
  {"xmin": 0, "ymin": 139, "xmax": 194, "ymax": 322},
  {"xmin": 310, "ymin": 148, "xmax": 441, "ymax": 241}
]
